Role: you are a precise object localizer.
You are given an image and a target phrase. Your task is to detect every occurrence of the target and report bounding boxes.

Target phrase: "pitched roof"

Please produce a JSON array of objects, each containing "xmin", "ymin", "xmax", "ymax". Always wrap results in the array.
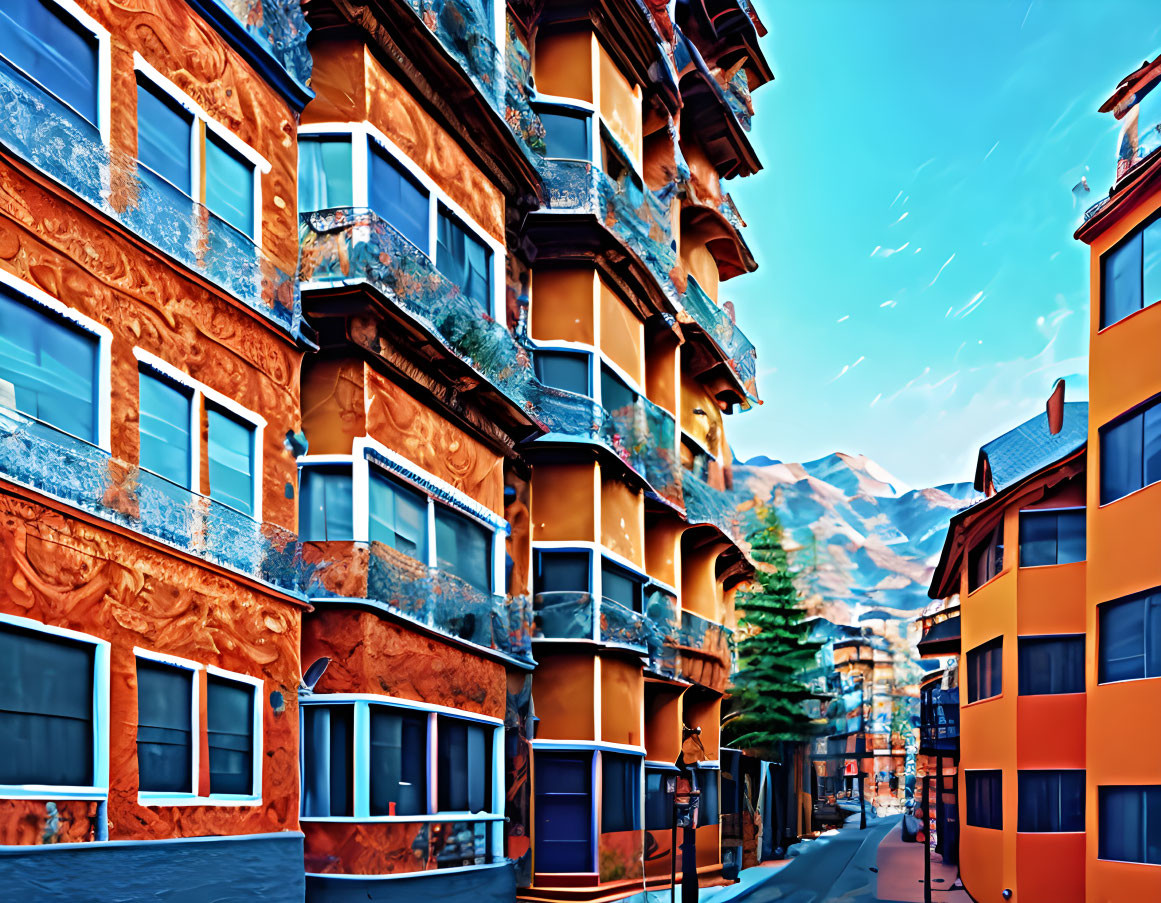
[{"xmin": 974, "ymin": 402, "xmax": 1088, "ymax": 494}]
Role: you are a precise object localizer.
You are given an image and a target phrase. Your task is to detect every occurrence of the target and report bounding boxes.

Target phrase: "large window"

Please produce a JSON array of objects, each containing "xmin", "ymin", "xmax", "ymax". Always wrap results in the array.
[
  {"xmin": 1101, "ymin": 215, "xmax": 1161, "ymax": 329},
  {"xmin": 369, "ymin": 470, "xmax": 428, "ymax": 559},
  {"xmin": 301, "ymin": 704, "xmax": 354, "ymax": 817},
  {"xmin": 1099, "ymin": 590, "xmax": 1161, "ymax": 683},
  {"xmin": 693, "ymin": 765, "xmax": 720, "ymax": 826},
  {"xmin": 601, "ymin": 752, "xmax": 641, "ymax": 833},
  {"xmin": 1019, "ymin": 635, "xmax": 1084, "ymax": 695},
  {"xmin": 1018, "ymin": 770, "xmax": 1084, "ymax": 832},
  {"xmin": 1099, "ymin": 786, "xmax": 1161, "ymax": 864},
  {"xmin": 538, "ymin": 106, "xmax": 592, "ymax": 161},
  {"xmin": 0, "ymin": 283, "xmax": 99, "ymax": 442},
  {"xmin": 436, "ymin": 507, "xmax": 492, "ymax": 594},
  {"xmin": 370, "ymin": 144, "xmax": 429, "ymax": 252},
  {"xmin": 207, "ymin": 403, "xmax": 256, "ymax": 516},
  {"xmin": 206, "ymin": 673, "xmax": 257, "ymax": 796},
  {"xmin": 298, "ymin": 136, "xmax": 353, "ymax": 212},
  {"xmin": 438, "ymin": 207, "xmax": 492, "ymax": 313},
  {"xmin": 138, "ymin": 368, "xmax": 192, "ymax": 487},
  {"xmin": 966, "ymin": 637, "xmax": 1003, "ymax": 703},
  {"xmin": 535, "ymin": 751, "xmax": 594, "ymax": 873},
  {"xmin": 534, "ymin": 350, "xmax": 591, "ymax": 397},
  {"xmin": 534, "ymin": 550, "xmax": 592, "ymax": 595},
  {"xmin": 600, "ymin": 365, "xmax": 637, "ymax": 414},
  {"xmin": 967, "ymin": 522, "xmax": 1003, "ymax": 592},
  {"xmin": 1018, "ymin": 509, "xmax": 1085, "ymax": 567},
  {"xmin": 369, "ymin": 706, "xmax": 428, "ymax": 816},
  {"xmin": 136, "ymin": 77, "xmax": 193, "ymax": 192},
  {"xmin": 299, "ymin": 465, "xmax": 354, "ymax": 542},
  {"xmin": 438, "ymin": 714, "xmax": 492, "ymax": 813},
  {"xmin": 1101, "ymin": 400, "xmax": 1161, "ymax": 504},
  {"xmin": 205, "ymin": 132, "xmax": 256, "ymax": 238},
  {"xmin": 644, "ymin": 765, "xmax": 677, "ymax": 831},
  {"xmin": 965, "ymin": 770, "xmax": 1003, "ymax": 830},
  {"xmin": 601, "ymin": 559, "xmax": 644, "ymax": 613},
  {"xmin": 2, "ymin": 0, "xmax": 100, "ymax": 126},
  {"xmin": 0, "ymin": 620, "xmax": 99, "ymax": 789},
  {"xmin": 136, "ymin": 659, "xmax": 194, "ymax": 794}
]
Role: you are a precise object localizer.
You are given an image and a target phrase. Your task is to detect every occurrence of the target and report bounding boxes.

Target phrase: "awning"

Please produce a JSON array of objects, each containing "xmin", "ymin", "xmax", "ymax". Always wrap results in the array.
[{"xmin": 917, "ymin": 616, "xmax": 961, "ymax": 657}]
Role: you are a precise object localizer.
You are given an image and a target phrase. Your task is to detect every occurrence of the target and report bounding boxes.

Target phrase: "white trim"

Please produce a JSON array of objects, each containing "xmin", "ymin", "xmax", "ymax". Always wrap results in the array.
[
  {"xmin": 531, "ymin": 540, "xmax": 650, "ymax": 585},
  {"xmin": 300, "ymin": 813, "xmax": 506, "ymax": 824},
  {"xmin": 0, "ymin": 267, "xmax": 113, "ymax": 451},
  {"xmin": 305, "ymin": 861, "xmax": 510, "ymax": 880},
  {"xmin": 531, "ymin": 739, "xmax": 646, "ymax": 755},
  {"xmin": 133, "ymin": 347, "xmax": 266, "ymax": 520},
  {"xmin": 0, "ymin": 613, "xmax": 110, "ymax": 801},
  {"xmin": 133, "ymin": 647, "xmax": 201, "ymax": 807},
  {"xmin": 302, "ymin": 693, "xmax": 504, "ymax": 727},
  {"xmin": 205, "ymin": 665, "xmax": 264, "ymax": 804}
]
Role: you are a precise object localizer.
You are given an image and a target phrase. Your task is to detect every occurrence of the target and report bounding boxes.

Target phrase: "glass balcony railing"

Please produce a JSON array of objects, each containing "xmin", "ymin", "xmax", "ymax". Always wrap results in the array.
[
  {"xmin": 209, "ymin": 0, "xmax": 313, "ymax": 92},
  {"xmin": 531, "ymin": 592, "xmax": 650, "ymax": 651},
  {"xmin": 0, "ymin": 406, "xmax": 308, "ymax": 595},
  {"xmin": 504, "ymin": 16, "xmax": 547, "ymax": 158},
  {"xmin": 0, "ymin": 54, "xmax": 299, "ymax": 333},
  {"xmin": 718, "ymin": 193, "xmax": 746, "ymax": 235},
  {"xmin": 407, "ymin": 0, "xmax": 502, "ymax": 107},
  {"xmin": 682, "ymin": 469, "xmax": 745, "ymax": 547},
  {"xmin": 723, "ymin": 69, "xmax": 753, "ymax": 132},
  {"xmin": 366, "ymin": 542, "xmax": 533, "ymax": 662},
  {"xmin": 677, "ymin": 609, "xmax": 735, "ymax": 684},
  {"xmin": 681, "ymin": 278, "xmax": 759, "ymax": 405},
  {"xmin": 645, "ymin": 589, "xmax": 679, "ymax": 677},
  {"xmin": 539, "ymin": 159, "xmax": 679, "ymax": 301}
]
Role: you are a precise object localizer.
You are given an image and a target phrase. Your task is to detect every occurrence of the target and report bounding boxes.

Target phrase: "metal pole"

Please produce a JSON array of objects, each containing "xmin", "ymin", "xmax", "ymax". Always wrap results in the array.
[
  {"xmin": 923, "ymin": 770, "xmax": 932, "ymax": 903},
  {"xmin": 671, "ymin": 794, "xmax": 677, "ymax": 903},
  {"xmin": 859, "ymin": 676, "xmax": 867, "ymax": 830}
]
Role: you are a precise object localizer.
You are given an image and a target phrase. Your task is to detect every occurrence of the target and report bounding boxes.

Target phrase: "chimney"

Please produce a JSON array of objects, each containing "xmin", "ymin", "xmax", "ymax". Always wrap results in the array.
[{"xmin": 1047, "ymin": 379, "xmax": 1065, "ymax": 435}]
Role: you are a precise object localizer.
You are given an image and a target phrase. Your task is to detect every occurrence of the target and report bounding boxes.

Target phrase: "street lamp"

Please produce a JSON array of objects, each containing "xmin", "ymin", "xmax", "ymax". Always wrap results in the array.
[
  {"xmin": 669, "ymin": 777, "xmax": 701, "ymax": 903},
  {"xmin": 853, "ymin": 672, "xmax": 868, "ymax": 830}
]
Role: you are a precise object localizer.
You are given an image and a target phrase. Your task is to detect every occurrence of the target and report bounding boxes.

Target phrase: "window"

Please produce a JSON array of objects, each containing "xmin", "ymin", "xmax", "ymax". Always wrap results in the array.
[
  {"xmin": 1099, "ymin": 590, "xmax": 1161, "ymax": 683},
  {"xmin": 1019, "ymin": 635, "xmax": 1084, "ymax": 695},
  {"xmin": 2, "ymin": 0, "xmax": 100, "ymax": 125},
  {"xmin": 1019, "ymin": 509, "xmax": 1085, "ymax": 566},
  {"xmin": 136, "ymin": 659, "xmax": 194, "ymax": 794},
  {"xmin": 438, "ymin": 715, "xmax": 492, "ymax": 813},
  {"xmin": 601, "ymin": 753, "xmax": 641, "ymax": 833},
  {"xmin": 535, "ymin": 752, "xmax": 593, "ymax": 872},
  {"xmin": 299, "ymin": 465, "xmax": 354, "ymax": 542},
  {"xmin": 0, "ymin": 283, "xmax": 99, "ymax": 442},
  {"xmin": 206, "ymin": 674, "xmax": 256, "ymax": 796},
  {"xmin": 967, "ymin": 522, "xmax": 1003, "ymax": 591},
  {"xmin": 1101, "ymin": 216, "xmax": 1161, "ymax": 329},
  {"xmin": 205, "ymin": 131, "xmax": 256, "ymax": 239},
  {"xmin": 1099, "ymin": 786, "xmax": 1161, "ymax": 864},
  {"xmin": 298, "ymin": 135, "xmax": 353, "ymax": 212},
  {"xmin": 601, "ymin": 365, "xmax": 637, "ymax": 414},
  {"xmin": 601, "ymin": 559, "xmax": 644, "ymax": 613},
  {"xmin": 965, "ymin": 770, "xmax": 1003, "ymax": 829},
  {"xmin": 136, "ymin": 76, "xmax": 192, "ymax": 191},
  {"xmin": 436, "ymin": 507, "xmax": 493, "ymax": 594},
  {"xmin": 535, "ymin": 350, "xmax": 591, "ymax": 397},
  {"xmin": 368, "ymin": 470, "xmax": 428, "ymax": 560},
  {"xmin": 1100, "ymin": 400, "xmax": 1161, "ymax": 504},
  {"xmin": 966, "ymin": 637, "xmax": 1002, "ymax": 702},
  {"xmin": 0, "ymin": 621, "xmax": 97, "ymax": 788},
  {"xmin": 302, "ymin": 704, "xmax": 354, "ymax": 817},
  {"xmin": 207, "ymin": 404, "xmax": 256, "ymax": 516},
  {"xmin": 1018, "ymin": 770, "xmax": 1084, "ymax": 832},
  {"xmin": 369, "ymin": 706, "xmax": 428, "ymax": 816},
  {"xmin": 438, "ymin": 207, "xmax": 492, "ymax": 313},
  {"xmin": 538, "ymin": 107, "xmax": 591, "ymax": 160},
  {"xmin": 645, "ymin": 766, "xmax": 676, "ymax": 831},
  {"xmin": 370, "ymin": 143, "xmax": 429, "ymax": 253},
  {"xmin": 534, "ymin": 550, "xmax": 592, "ymax": 595},
  {"xmin": 693, "ymin": 766, "xmax": 719, "ymax": 826},
  {"xmin": 138, "ymin": 368, "xmax": 192, "ymax": 487}
]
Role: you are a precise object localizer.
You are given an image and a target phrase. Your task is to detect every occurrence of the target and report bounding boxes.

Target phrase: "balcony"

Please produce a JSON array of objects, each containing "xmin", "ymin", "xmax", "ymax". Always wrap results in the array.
[
  {"xmin": 680, "ymin": 277, "xmax": 759, "ymax": 405},
  {"xmin": 676, "ymin": 609, "xmax": 734, "ymax": 688},
  {"xmin": 0, "ymin": 54, "xmax": 299, "ymax": 334},
  {"xmin": 681, "ymin": 469, "xmax": 745, "ymax": 548},
  {"xmin": 0, "ymin": 407, "xmax": 307, "ymax": 596},
  {"xmin": 407, "ymin": 0, "xmax": 501, "ymax": 106},
  {"xmin": 645, "ymin": 589, "xmax": 679, "ymax": 678},
  {"xmin": 531, "ymin": 591, "xmax": 650, "ymax": 651},
  {"xmin": 919, "ymin": 683, "xmax": 959, "ymax": 756},
  {"xmin": 723, "ymin": 69, "xmax": 753, "ymax": 132},
  {"xmin": 539, "ymin": 159, "xmax": 679, "ymax": 301}
]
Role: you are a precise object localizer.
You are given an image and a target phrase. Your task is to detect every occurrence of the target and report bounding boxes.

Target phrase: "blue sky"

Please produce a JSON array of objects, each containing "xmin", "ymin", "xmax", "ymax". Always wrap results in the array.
[{"xmin": 725, "ymin": 0, "xmax": 1161, "ymax": 487}]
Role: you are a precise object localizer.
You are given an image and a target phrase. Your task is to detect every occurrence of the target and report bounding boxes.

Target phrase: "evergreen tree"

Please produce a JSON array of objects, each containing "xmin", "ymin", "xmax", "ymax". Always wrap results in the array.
[{"xmin": 724, "ymin": 504, "xmax": 822, "ymax": 754}]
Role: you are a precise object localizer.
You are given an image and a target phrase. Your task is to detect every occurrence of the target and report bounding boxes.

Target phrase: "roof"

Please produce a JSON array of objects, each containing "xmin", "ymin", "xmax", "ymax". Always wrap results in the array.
[
  {"xmin": 974, "ymin": 402, "xmax": 1088, "ymax": 494},
  {"xmin": 916, "ymin": 615, "xmax": 960, "ymax": 658},
  {"xmin": 1100, "ymin": 53, "xmax": 1161, "ymax": 115}
]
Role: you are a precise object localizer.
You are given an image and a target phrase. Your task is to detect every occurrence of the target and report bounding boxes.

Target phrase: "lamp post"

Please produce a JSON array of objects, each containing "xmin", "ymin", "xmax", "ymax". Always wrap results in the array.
[
  {"xmin": 670, "ymin": 778, "xmax": 701, "ymax": 903},
  {"xmin": 856, "ymin": 672, "xmax": 868, "ymax": 831}
]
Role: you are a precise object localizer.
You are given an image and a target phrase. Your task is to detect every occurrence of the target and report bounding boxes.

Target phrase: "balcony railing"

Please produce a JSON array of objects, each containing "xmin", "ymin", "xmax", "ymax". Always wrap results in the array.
[
  {"xmin": 676, "ymin": 609, "xmax": 735, "ymax": 686},
  {"xmin": 407, "ymin": 0, "xmax": 502, "ymax": 106},
  {"xmin": 0, "ymin": 407, "xmax": 308, "ymax": 596},
  {"xmin": 539, "ymin": 159, "xmax": 678, "ymax": 300},
  {"xmin": 366, "ymin": 542, "xmax": 533, "ymax": 662},
  {"xmin": 645, "ymin": 589, "xmax": 679, "ymax": 677},
  {"xmin": 504, "ymin": 16, "xmax": 547, "ymax": 158},
  {"xmin": 207, "ymin": 0, "xmax": 313, "ymax": 92},
  {"xmin": 531, "ymin": 591, "xmax": 650, "ymax": 651},
  {"xmin": 0, "ymin": 54, "xmax": 299, "ymax": 334},
  {"xmin": 718, "ymin": 193, "xmax": 746, "ymax": 235},
  {"xmin": 681, "ymin": 278, "xmax": 759, "ymax": 404},
  {"xmin": 682, "ymin": 469, "xmax": 745, "ymax": 547},
  {"xmin": 723, "ymin": 69, "xmax": 753, "ymax": 132}
]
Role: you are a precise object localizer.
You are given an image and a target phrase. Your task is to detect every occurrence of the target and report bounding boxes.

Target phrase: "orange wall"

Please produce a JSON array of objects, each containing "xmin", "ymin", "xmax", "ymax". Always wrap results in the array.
[
  {"xmin": 680, "ymin": 372, "xmax": 725, "ymax": 459},
  {"xmin": 600, "ymin": 276, "xmax": 645, "ymax": 385},
  {"xmin": 599, "ymin": 656, "xmax": 644, "ymax": 747},
  {"xmin": 645, "ymin": 515, "xmax": 683, "ymax": 587},
  {"xmin": 681, "ymin": 536, "xmax": 727, "ymax": 621},
  {"xmin": 597, "ymin": 40, "xmax": 642, "ymax": 166},
  {"xmin": 533, "ymin": 463, "xmax": 597, "ymax": 542},
  {"xmin": 644, "ymin": 683, "xmax": 683, "ymax": 763},
  {"xmin": 681, "ymin": 233, "xmax": 721, "ymax": 303},
  {"xmin": 531, "ymin": 268, "xmax": 596, "ymax": 345},
  {"xmin": 601, "ymin": 472, "xmax": 644, "ymax": 567},
  {"xmin": 531, "ymin": 652, "xmax": 596, "ymax": 741},
  {"xmin": 533, "ymin": 29, "xmax": 594, "ymax": 104},
  {"xmin": 645, "ymin": 333, "xmax": 680, "ymax": 415}
]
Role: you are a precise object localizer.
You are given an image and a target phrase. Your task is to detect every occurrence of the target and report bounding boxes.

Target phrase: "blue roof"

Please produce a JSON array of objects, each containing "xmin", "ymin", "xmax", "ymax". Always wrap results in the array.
[{"xmin": 974, "ymin": 402, "xmax": 1088, "ymax": 493}]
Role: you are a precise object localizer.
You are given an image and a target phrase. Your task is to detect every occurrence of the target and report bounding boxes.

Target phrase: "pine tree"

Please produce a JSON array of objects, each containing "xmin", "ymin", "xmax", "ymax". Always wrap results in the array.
[{"xmin": 724, "ymin": 504, "xmax": 822, "ymax": 754}]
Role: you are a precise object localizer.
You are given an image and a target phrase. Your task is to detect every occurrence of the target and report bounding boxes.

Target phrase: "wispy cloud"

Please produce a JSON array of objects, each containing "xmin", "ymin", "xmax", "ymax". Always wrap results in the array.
[
  {"xmin": 880, "ymin": 299, "xmax": 897, "ymax": 309},
  {"xmin": 891, "ymin": 211, "xmax": 910, "ymax": 226},
  {"xmin": 953, "ymin": 291, "xmax": 986, "ymax": 319},
  {"xmin": 983, "ymin": 140, "xmax": 999, "ymax": 161},
  {"xmin": 837, "ymin": 314, "xmax": 850, "ymax": 323},
  {"xmin": 871, "ymin": 242, "xmax": 910, "ymax": 258},
  {"xmin": 928, "ymin": 253, "xmax": 956, "ymax": 288}
]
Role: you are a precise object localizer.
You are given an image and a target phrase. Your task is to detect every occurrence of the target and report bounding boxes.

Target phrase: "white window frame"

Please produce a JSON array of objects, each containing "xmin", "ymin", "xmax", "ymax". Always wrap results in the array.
[
  {"xmin": 0, "ymin": 612, "xmax": 110, "ymax": 801},
  {"xmin": 300, "ymin": 693, "xmax": 505, "ymax": 857},
  {"xmin": 0, "ymin": 268, "xmax": 112, "ymax": 451},
  {"xmin": 133, "ymin": 348, "xmax": 266, "ymax": 521},
  {"xmin": 203, "ymin": 664, "xmax": 264, "ymax": 805},
  {"xmin": 132, "ymin": 647, "xmax": 201, "ymax": 806},
  {"xmin": 298, "ymin": 123, "xmax": 505, "ymax": 322},
  {"xmin": 133, "ymin": 53, "xmax": 270, "ymax": 245},
  {"xmin": 1, "ymin": 0, "xmax": 113, "ymax": 144}
]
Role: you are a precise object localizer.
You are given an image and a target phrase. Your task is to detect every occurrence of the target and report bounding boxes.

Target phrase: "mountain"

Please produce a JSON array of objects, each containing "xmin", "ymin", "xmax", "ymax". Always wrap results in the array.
[{"xmin": 732, "ymin": 452, "xmax": 978, "ymax": 624}]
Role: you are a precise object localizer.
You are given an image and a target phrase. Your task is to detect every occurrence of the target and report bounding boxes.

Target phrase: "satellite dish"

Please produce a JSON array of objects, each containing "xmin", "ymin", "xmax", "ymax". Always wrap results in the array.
[{"xmin": 301, "ymin": 657, "xmax": 331, "ymax": 693}]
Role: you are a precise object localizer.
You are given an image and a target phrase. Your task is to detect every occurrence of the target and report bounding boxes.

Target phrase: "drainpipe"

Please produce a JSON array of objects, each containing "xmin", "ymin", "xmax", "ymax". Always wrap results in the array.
[{"xmin": 96, "ymin": 799, "xmax": 108, "ymax": 841}]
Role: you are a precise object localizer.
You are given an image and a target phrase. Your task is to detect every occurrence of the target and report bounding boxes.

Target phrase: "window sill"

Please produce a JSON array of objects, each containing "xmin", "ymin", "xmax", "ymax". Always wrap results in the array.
[
  {"xmin": 301, "ymin": 813, "xmax": 504, "ymax": 823},
  {"xmin": 0, "ymin": 786, "xmax": 107, "ymax": 801},
  {"xmin": 961, "ymin": 693, "xmax": 1004, "ymax": 708},
  {"xmin": 138, "ymin": 793, "xmax": 261, "ymax": 807}
]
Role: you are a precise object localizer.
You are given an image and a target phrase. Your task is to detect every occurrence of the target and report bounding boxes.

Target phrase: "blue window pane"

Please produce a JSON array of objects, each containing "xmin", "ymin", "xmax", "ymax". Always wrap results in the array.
[
  {"xmin": 138, "ymin": 369, "xmax": 192, "ymax": 487},
  {"xmin": 601, "ymin": 366, "xmax": 636, "ymax": 413},
  {"xmin": 0, "ymin": 284, "xmax": 98, "ymax": 442},
  {"xmin": 534, "ymin": 550, "xmax": 591, "ymax": 594},
  {"xmin": 136, "ymin": 78, "xmax": 192, "ymax": 192},
  {"xmin": 695, "ymin": 767, "xmax": 720, "ymax": 826},
  {"xmin": 302, "ymin": 705, "xmax": 354, "ymax": 817},
  {"xmin": 1145, "ymin": 405, "xmax": 1161, "ymax": 489},
  {"xmin": 601, "ymin": 753, "xmax": 641, "ymax": 832},
  {"xmin": 1145, "ymin": 219, "xmax": 1161, "ymax": 312},
  {"xmin": 136, "ymin": 659, "xmax": 193, "ymax": 794},
  {"xmin": 1100, "ymin": 596, "xmax": 1146, "ymax": 683},
  {"xmin": 535, "ymin": 350, "xmax": 590, "ymax": 396},
  {"xmin": 1102, "ymin": 231, "xmax": 1143, "ymax": 328},
  {"xmin": 369, "ymin": 145, "xmax": 428, "ymax": 252},
  {"xmin": 205, "ymin": 131, "xmax": 255, "ymax": 239},
  {"xmin": 1018, "ymin": 511, "xmax": 1057, "ymax": 567},
  {"xmin": 540, "ymin": 110, "xmax": 591, "ymax": 160},
  {"xmin": 438, "ymin": 715, "xmax": 491, "ymax": 814},
  {"xmin": 435, "ymin": 506, "xmax": 492, "ymax": 593},
  {"xmin": 1, "ymin": 0, "xmax": 99, "ymax": 125},
  {"xmin": 437, "ymin": 208, "xmax": 492, "ymax": 313},
  {"xmin": 298, "ymin": 136, "xmax": 353, "ymax": 212},
  {"xmin": 1149, "ymin": 594, "xmax": 1161, "ymax": 681},
  {"xmin": 966, "ymin": 770, "xmax": 1002, "ymax": 829},
  {"xmin": 207, "ymin": 405, "xmax": 255, "ymax": 516},
  {"xmin": 1057, "ymin": 510, "xmax": 1086, "ymax": 564},
  {"xmin": 369, "ymin": 706, "xmax": 427, "ymax": 816},
  {"xmin": 368, "ymin": 471, "xmax": 428, "ymax": 560},
  {"xmin": 1018, "ymin": 635, "xmax": 1084, "ymax": 695},
  {"xmin": 1101, "ymin": 414, "xmax": 1143, "ymax": 504},
  {"xmin": 601, "ymin": 560, "xmax": 643, "ymax": 612},
  {"xmin": 1100, "ymin": 786, "xmax": 1144, "ymax": 862},
  {"xmin": 299, "ymin": 465, "xmax": 353, "ymax": 541},
  {"xmin": 206, "ymin": 675, "xmax": 254, "ymax": 796}
]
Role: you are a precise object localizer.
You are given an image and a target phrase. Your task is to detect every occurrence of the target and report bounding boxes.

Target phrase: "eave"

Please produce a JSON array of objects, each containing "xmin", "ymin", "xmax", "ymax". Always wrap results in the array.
[
  {"xmin": 1075, "ymin": 147, "xmax": 1161, "ymax": 245},
  {"xmin": 677, "ymin": 0, "xmax": 774, "ymax": 87},
  {"xmin": 676, "ymin": 37, "xmax": 762, "ymax": 179},
  {"xmin": 680, "ymin": 201, "xmax": 757, "ymax": 281}
]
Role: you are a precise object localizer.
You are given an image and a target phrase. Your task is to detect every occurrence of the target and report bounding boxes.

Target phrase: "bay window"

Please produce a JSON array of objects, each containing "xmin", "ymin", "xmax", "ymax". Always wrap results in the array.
[
  {"xmin": 298, "ymin": 135, "xmax": 353, "ymax": 211},
  {"xmin": 369, "ymin": 706, "xmax": 428, "ymax": 816},
  {"xmin": 369, "ymin": 470, "xmax": 428, "ymax": 559},
  {"xmin": 538, "ymin": 106, "xmax": 592, "ymax": 161},
  {"xmin": 534, "ymin": 349, "xmax": 592, "ymax": 398},
  {"xmin": 435, "ymin": 506, "xmax": 493, "ymax": 593},
  {"xmin": 371, "ymin": 145, "xmax": 428, "ymax": 252},
  {"xmin": 437, "ymin": 207, "xmax": 492, "ymax": 313},
  {"xmin": 601, "ymin": 559, "xmax": 644, "ymax": 613}
]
